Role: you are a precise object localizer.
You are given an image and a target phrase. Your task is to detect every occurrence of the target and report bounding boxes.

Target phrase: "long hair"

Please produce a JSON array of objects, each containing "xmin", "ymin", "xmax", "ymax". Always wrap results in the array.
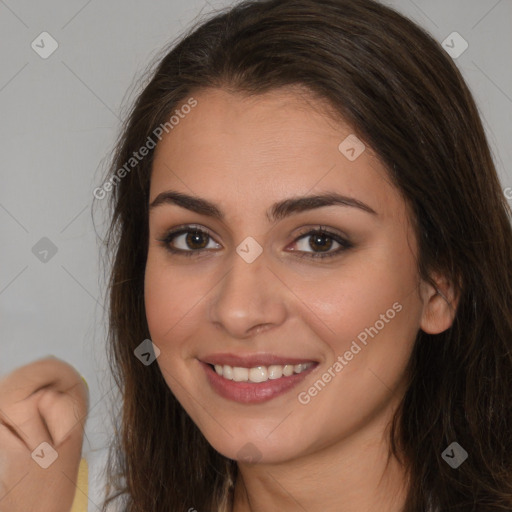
[{"xmin": 95, "ymin": 0, "xmax": 512, "ymax": 510}]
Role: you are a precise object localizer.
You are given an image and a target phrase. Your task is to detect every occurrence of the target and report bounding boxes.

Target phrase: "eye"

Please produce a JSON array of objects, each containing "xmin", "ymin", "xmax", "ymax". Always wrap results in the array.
[
  {"xmin": 157, "ymin": 224, "xmax": 220, "ymax": 257},
  {"xmin": 157, "ymin": 224, "xmax": 353, "ymax": 260},
  {"xmin": 288, "ymin": 226, "xmax": 353, "ymax": 259}
]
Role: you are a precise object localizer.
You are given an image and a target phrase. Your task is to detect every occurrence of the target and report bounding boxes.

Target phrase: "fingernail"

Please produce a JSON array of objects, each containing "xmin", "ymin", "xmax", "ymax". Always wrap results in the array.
[{"xmin": 81, "ymin": 375, "xmax": 89, "ymax": 390}]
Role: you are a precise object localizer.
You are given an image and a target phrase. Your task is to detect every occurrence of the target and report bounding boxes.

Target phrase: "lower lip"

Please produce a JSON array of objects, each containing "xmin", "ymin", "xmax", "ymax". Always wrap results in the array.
[{"xmin": 199, "ymin": 361, "xmax": 318, "ymax": 404}]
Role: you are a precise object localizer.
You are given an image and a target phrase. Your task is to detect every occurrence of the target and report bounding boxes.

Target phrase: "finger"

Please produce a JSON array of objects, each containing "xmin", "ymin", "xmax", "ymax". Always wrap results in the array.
[
  {"xmin": 0, "ymin": 357, "xmax": 86, "ymax": 404},
  {"xmin": 37, "ymin": 386, "xmax": 88, "ymax": 448},
  {"xmin": 0, "ymin": 358, "xmax": 88, "ymax": 452},
  {"xmin": 0, "ymin": 389, "xmax": 54, "ymax": 452}
]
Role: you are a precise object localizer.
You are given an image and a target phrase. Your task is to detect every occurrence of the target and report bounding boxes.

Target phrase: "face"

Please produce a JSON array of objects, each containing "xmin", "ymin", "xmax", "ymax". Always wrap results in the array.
[{"xmin": 144, "ymin": 87, "xmax": 433, "ymax": 464}]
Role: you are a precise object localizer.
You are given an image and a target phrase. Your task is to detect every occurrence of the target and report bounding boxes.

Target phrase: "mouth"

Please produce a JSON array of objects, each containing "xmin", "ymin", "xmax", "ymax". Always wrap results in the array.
[
  {"xmin": 198, "ymin": 354, "xmax": 319, "ymax": 404},
  {"xmin": 207, "ymin": 361, "xmax": 315, "ymax": 383}
]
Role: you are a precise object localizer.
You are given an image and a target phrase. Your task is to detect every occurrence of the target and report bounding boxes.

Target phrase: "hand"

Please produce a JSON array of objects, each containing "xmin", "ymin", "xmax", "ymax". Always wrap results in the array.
[{"xmin": 0, "ymin": 356, "xmax": 89, "ymax": 512}]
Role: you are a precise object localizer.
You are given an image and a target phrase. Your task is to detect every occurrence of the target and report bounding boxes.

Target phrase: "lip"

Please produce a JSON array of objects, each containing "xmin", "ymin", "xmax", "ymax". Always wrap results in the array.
[
  {"xmin": 199, "ymin": 359, "xmax": 319, "ymax": 404},
  {"xmin": 200, "ymin": 352, "xmax": 318, "ymax": 368}
]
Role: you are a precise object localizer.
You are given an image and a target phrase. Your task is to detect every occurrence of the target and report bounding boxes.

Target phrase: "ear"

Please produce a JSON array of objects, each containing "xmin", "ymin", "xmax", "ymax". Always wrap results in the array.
[{"xmin": 419, "ymin": 272, "xmax": 460, "ymax": 334}]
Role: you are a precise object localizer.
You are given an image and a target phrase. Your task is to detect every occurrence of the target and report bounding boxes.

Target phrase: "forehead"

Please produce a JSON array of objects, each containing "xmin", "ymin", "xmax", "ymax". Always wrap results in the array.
[{"xmin": 150, "ymin": 87, "xmax": 408, "ymax": 225}]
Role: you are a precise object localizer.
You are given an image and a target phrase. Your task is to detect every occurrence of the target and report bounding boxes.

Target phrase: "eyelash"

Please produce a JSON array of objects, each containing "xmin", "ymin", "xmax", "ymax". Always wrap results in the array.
[{"xmin": 157, "ymin": 224, "xmax": 353, "ymax": 260}]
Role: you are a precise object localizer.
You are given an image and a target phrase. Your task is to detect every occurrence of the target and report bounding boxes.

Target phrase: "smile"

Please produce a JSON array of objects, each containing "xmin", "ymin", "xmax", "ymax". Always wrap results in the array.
[
  {"xmin": 212, "ymin": 362, "xmax": 314, "ymax": 383},
  {"xmin": 199, "ymin": 358, "xmax": 319, "ymax": 404}
]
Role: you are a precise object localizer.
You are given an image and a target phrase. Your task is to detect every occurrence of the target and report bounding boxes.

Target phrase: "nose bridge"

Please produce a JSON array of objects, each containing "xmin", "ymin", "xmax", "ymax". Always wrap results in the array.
[{"xmin": 208, "ymin": 246, "xmax": 286, "ymax": 337}]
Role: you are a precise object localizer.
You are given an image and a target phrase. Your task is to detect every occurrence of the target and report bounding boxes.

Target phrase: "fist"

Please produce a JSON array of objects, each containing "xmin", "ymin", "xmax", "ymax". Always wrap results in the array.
[{"xmin": 0, "ymin": 357, "xmax": 89, "ymax": 512}]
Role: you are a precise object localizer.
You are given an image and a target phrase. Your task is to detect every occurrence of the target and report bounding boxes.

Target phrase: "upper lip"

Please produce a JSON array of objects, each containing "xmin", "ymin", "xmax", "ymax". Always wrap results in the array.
[{"xmin": 200, "ymin": 353, "xmax": 318, "ymax": 368}]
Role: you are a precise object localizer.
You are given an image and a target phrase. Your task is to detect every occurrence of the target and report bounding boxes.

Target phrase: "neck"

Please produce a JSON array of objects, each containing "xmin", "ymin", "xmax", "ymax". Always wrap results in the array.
[{"xmin": 231, "ymin": 397, "xmax": 409, "ymax": 512}]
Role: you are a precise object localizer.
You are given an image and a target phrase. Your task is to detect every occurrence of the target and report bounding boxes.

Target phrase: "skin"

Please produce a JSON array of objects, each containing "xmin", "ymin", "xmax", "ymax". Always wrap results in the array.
[
  {"xmin": 145, "ymin": 87, "xmax": 458, "ymax": 512},
  {"xmin": 0, "ymin": 357, "xmax": 88, "ymax": 512}
]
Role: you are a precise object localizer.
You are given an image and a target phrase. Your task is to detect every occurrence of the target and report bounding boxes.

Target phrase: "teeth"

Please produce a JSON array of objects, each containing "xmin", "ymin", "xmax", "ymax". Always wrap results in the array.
[
  {"xmin": 249, "ymin": 366, "xmax": 268, "ymax": 383},
  {"xmin": 268, "ymin": 365, "xmax": 283, "ymax": 379},
  {"xmin": 282, "ymin": 364, "xmax": 294, "ymax": 376},
  {"xmin": 233, "ymin": 367, "xmax": 249, "ymax": 382},
  {"xmin": 212, "ymin": 362, "xmax": 314, "ymax": 383},
  {"xmin": 222, "ymin": 365, "xmax": 233, "ymax": 380}
]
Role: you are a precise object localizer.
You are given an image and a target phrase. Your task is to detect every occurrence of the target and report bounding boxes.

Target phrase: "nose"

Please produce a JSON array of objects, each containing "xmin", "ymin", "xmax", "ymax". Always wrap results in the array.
[{"xmin": 208, "ymin": 248, "xmax": 288, "ymax": 339}]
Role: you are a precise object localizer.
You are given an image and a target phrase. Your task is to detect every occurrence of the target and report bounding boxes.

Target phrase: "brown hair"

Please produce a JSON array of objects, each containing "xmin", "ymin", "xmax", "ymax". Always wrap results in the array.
[{"xmin": 96, "ymin": 0, "xmax": 512, "ymax": 510}]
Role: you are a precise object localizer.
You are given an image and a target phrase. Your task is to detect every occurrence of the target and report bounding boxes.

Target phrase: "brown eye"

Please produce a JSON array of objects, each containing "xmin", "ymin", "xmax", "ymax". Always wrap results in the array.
[
  {"xmin": 308, "ymin": 232, "xmax": 335, "ymax": 252},
  {"xmin": 158, "ymin": 225, "xmax": 220, "ymax": 257},
  {"xmin": 157, "ymin": 224, "xmax": 353, "ymax": 260},
  {"xmin": 184, "ymin": 231, "xmax": 209, "ymax": 250},
  {"xmin": 290, "ymin": 227, "xmax": 353, "ymax": 260}
]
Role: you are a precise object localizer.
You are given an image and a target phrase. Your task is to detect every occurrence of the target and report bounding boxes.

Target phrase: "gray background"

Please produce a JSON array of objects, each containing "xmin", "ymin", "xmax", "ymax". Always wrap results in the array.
[{"xmin": 1, "ymin": 0, "xmax": 511, "ymax": 509}]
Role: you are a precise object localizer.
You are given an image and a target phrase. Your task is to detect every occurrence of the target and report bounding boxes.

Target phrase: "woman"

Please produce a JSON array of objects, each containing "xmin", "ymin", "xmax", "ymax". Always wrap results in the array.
[{"xmin": 2, "ymin": 0, "xmax": 511, "ymax": 510}]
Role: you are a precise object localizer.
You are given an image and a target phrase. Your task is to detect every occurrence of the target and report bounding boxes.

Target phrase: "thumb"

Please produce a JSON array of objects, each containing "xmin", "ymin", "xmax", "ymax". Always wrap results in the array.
[{"xmin": 36, "ymin": 384, "xmax": 89, "ymax": 448}]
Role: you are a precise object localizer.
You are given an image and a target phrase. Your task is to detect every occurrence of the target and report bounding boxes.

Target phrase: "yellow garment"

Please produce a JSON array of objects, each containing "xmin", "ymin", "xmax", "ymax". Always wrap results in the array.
[{"xmin": 70, "ymin": 458, "xmax": 88, "ymax": 512}]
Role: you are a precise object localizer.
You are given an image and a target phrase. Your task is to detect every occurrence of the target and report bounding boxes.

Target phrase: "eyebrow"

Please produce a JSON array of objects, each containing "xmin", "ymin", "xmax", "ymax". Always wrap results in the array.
[{"xmin": 149, "ymin": 190, "xmax": 377, "ymax": 222}]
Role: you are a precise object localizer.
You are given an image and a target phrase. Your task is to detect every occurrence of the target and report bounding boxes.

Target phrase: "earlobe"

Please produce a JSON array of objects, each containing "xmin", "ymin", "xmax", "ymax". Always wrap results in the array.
[{"xmin": 419, "ymin": 273, "xmax": 459, "ymax": 335}]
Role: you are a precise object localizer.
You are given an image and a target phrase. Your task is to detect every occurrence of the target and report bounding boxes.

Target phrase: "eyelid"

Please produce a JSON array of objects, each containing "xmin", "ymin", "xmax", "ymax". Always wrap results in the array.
[
  {"xmin": 158, "ymin": 223, "xmax": 348, "ymax": 242},
  {"xmin": 157, "ymin": 223, "xmax": 220, "ymax": 253},
  {"xmin": 289, "ymin": 225, "xmax": 353, "ymax": 259},
  {"xmin": 158, "ymin": 223, "xmax": 218, "ymax": 241},
  {"xmin": 292, "ymin": 224, "xmax": 349, "ymax": 241},
  {"xmin": 157, "ymin": 223, "xmax": 353, "ymax": 259}
]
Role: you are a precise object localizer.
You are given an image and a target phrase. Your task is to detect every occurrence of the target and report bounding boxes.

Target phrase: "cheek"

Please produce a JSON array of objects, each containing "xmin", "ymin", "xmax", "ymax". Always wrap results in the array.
[
  {"xmin": 144, "ymin": 253, "xmax": 199, "ymax": 345},
  {"xmin": 290, "ymin": 251, "xmax": 419, "ymax": 350},
  {"xmin": 290, "ymin": 245, "xmax": 422, "ymax": 408},
  {"xmin": 291, "ymin": 276, "xmax": 420, "ymax": 451}
]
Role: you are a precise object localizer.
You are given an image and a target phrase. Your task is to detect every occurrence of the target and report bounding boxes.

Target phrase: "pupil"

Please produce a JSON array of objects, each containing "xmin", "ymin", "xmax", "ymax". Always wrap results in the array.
[
  {"xmin": 187, "ymin": 231, "xmax": 207, "ymax": 249},
  {"xmin": 311, "ymin": 234, "xmax": 331, "ymax": 252}
]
